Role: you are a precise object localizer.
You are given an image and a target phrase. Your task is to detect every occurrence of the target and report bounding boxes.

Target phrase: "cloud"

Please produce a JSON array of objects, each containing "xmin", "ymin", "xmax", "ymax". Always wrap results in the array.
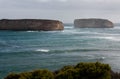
[
  {"xmin": 36, "ymin": 0, "xmax": 68, "ymax": 2},
  {"xmin": 0, "ymin": 0, "xmax": 120, "ymax": 10},
  {"xmin": 58, "ymin": 0, "xmax": 67, "ymax": 2},
  {"xmin": 36, "ymin": 0, "xmax": 50, "ymax": 2},
  {"xmin": 0, "ymin": 0, "xmax": 120, "ymax": 23}
]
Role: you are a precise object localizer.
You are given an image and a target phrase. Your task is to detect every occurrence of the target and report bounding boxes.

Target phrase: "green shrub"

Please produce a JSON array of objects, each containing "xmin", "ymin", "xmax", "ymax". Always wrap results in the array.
[
  {"xmin": 75, "ymin": 62, "xmax": 111, "ymax": 79},
  {"xmin": 55, "ymin": 62, "xmax": 111, "ymax": 79},
  {"xmin": 4, "ymin": 73, "xmax": 20, "ymax": 79},
  {"xmin": 5, "ymin": 62, "xmax": 112, "ymax": 79},
  {"xmin": 5, "ymin": 69, "xmax": 54, "ymax": 79},
  {"xmin": 54, "ymin": 65, "xmax": 74, "ymax": 76},
  {"xmin": 31, "ymin": 69, "xmax": 54, "ymax": 79},
  {"xmin": 55, "ymin": 68, "xmax": 79, "ymax": 79},
  {"xmin": 60, "ymin": 65, "xmax": 74, "ymax": 71},
  {"xmin": 111, "ymin": 70, "xmax": 120, "ymax": 79},
  {"xmin": 18, "ymin": 72, "xmax": 32, "ymax": 79}
]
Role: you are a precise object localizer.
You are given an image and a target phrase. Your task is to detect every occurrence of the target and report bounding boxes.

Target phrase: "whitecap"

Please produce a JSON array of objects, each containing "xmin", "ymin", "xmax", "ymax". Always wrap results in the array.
[
  {"xmin": 103, "ymin": 37, "xmax": 120, "ymax": 41},
  {"xmin": 93, "ymin": 36, "xmax": 120, "ymax": 41},
  {"xmin": 96, "ymin": 57, "xmax": 106, "ymax": 61},
  {"xmin": 114, "ymin": 26, "xmax": 120, "ymax": 29},
  {"xmin": 35, "ymin": 49, "xmax": 50, "ymax": 52},
  {"xmin": 64, "ymin": 26, "xmax": 73, "ymax": 29},
  {"xmin": 100, "ymin": 57, "xmax": 105, "ymax": 60},
  {"xmin": 62, "ymin": 30, "xmax": 94, "ymax": 35},
  {"xmin": 27, "ymin": 31, "xmax": 38, "ymax": 32}
]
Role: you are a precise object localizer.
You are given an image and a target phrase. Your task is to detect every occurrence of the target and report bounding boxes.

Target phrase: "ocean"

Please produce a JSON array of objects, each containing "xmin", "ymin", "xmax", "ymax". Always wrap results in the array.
[{"xmin": 0, "ymin": 23, "xmax": 120, "ymax": 78}]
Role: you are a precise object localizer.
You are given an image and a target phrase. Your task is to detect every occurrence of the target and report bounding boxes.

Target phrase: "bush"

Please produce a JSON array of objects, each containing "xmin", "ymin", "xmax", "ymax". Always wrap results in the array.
[
  {"xmin": 31, "ymin": 69, "xmax": 54, "ymax": 79},
  {"xmin": 55, "ymin": 68, "xmax": 79, "ymax": 79},
  {"xmin": 18, "ymin": 72, "xmax": 32, "ymax": 79},
  {"xmin": 55, "ymin": 62, "xmax": 111, "ymax": 79},
  {"xmin": 5, "ymin": 69, "xmax": 54, "ymax": 79},
  {"xmin": 5, "ymin": 62, "xmax": 112, "ymax": 79},
  {"xmin": 4, "ymin": 73, "xmax": 20, "ymax": 79},
  {"xmin": 111, "ymin": 70, "xmax": 120, "ymax": 79},
  {"xmin": 75, "ymin": 62, "xmax": 111, "ymax": 79},
  {"xmin": 55, "ymin": 65, "xmax": 78, "ymax": 79}
]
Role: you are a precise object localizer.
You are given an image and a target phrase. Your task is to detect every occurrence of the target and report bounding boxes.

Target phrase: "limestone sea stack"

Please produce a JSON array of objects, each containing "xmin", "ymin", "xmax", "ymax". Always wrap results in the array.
[
  {"xmin": 0, "ymin": 19, "xmax": 64, "ymax": 31},
  {"xmin": 74, "ymin": 18, "xmax": 114, "ymax": 28}
]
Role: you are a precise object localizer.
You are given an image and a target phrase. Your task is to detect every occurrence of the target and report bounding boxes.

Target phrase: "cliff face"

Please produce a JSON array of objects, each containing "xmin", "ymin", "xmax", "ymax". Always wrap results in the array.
[
  {"xmin": 0, "ymin": 19, "xmax": 64, "ymax": 31},
  {"xmin": 74, "ymin": 19, "xmax": 114, "ymax": 28}
]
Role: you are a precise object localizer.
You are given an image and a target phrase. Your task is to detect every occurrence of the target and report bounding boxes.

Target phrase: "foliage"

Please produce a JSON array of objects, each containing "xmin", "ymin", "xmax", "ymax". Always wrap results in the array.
[
  {"xmin": 5, "ymin": 62, "xmax": 112, "ymax": 79},
  {"xmin": 55, "ymin": 62, "xmax": 111, "ymax": 79},
  {"xmin": 111, "ymin": 70, "xmax": 120, "ymax": 79},
  {"xmin": 31, "ymin": 69, "xmax": 54, "ymax": 79},
  {"xmin": 4, "ymin": 69, "xmax": 54, "ymax": 79},
  {"xmin": 74, "ymin": 62, "xmax": 111, "ymax": 79},
  {"xmin": 4, "ymin": 73, "xmax": 20, "ymax": 79}
]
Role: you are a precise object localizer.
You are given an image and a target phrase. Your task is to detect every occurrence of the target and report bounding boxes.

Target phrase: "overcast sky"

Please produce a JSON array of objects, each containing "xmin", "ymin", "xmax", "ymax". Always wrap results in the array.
[{"xmin": 0, "ymin": 0, "xmax": 120, "ymax": 23}]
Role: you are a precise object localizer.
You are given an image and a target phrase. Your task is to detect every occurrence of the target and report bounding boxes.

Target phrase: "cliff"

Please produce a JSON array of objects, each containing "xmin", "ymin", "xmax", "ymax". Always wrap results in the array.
[
  {"xmin": 74, "ymin": 18, "xmax": 114, "ymax": 28},
  {"xmin": 0, "ymin": 19, "xmax": 64, "ymax": 31}
]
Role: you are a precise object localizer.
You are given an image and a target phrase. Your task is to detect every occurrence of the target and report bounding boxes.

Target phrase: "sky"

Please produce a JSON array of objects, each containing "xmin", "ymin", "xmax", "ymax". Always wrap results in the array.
[{"xmin": 0, "ymin": 0, "xmax": 120, "ymax": 23}]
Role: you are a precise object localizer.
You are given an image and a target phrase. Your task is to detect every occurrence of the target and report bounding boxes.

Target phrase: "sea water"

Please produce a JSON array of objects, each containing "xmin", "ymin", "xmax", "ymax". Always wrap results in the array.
[{"xmin": 0, "ymin": 24, "xmax": 120, "ymax": 78}]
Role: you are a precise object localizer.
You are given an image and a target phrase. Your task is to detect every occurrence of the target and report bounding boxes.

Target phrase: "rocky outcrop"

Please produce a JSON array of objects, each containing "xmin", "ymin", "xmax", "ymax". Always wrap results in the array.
[
  {"xmin": 0, "ymin": 19, "xmax": 64, "ymax": 31},
  {"xmin": 74, "ymin": 18, "xmax": 114, "ymax": 28}
]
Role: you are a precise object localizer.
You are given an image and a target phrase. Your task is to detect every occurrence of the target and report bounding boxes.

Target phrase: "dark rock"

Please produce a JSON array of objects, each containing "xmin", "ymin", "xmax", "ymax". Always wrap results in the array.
[
  {"xmin": 0, "ymin": 19, "xmax": 64, "ymax": 31},
  {"xmin": 74, "ymin": 18, "xmax": 114, "ymax": 28}
]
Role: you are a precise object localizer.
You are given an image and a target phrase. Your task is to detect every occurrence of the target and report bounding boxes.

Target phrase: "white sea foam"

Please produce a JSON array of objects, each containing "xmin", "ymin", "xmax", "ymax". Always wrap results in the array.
[
  {"xmin": 35, "ymin": 49, "xmax": 50, "ymax": 52},
  {"xmin": 93, "ymin": 36, "xmax": 120, "ymax": 41},
  {"xmin": 114, "ymin": 26, "xmax": 120, "ymax": 29},
  {"xmin": 62, "ymin": 30, "xmax": 94, "ymax": 34},
  {"xmin": 64, "ymin": 26, "xmax": 73, "ymax": 29},
  {"xmin": 63, "ymin": 29, "xmax": 110, "ymax": 35},
  {"xmin": 96, "ymin": 57, "xmax": 106, "ymax": 61},
  {"xmin": 105, "ymin": 37, "xmax": 117, "ymax": 41},
  {"xmin": 100, "ymin": 57, "xmax": 105, "ymax": 60},
  {"xmin": 27, "ymin": 31, "xmax": 37, "ymax": 32}
]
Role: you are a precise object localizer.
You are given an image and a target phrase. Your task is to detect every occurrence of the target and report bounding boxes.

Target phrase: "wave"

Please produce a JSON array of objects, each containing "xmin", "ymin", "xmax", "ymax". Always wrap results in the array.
[
  {"xmin": 114, "ymin": 26, "xmax": 120, "ymax": 29},
  {"xmin": 95, "ymin": 57, "xmax": 106, "ymax": 61},
  {"xmin": 35, "ymin": 49, "xmax": 50, "ymax": 52},
  {"xmin": 64, "ymin": 26, "xmax": 73, "ymax": 29},
  {"xmin": 48, "ymin": 48, "xmax": 120, "ymax": 54},
  {"xmin": 26, "ymin": 31, "xmax": 39, "ymax": 32},
  {"xmin": 62, "ymin": 29, "xmax": 99, "ymax": 34},
  {"xmin": 5, "ymin": 48, "xmax": 120, "ymax": 54},
  {"xmin": 63, "ymin": 27, "xmax": 120, "ymax": 36},
  {"xmin": 26, "ymin": 30, "xmax": 57, "ymax": 33},
  {"xmin": 93, "ymin": 36, "xmax": 120, "ymax": 41},
  {"xmin": 1, "ymin": 48, "xmax": 119, "ymax": 54},
  {"xmin": 62, "ymin": 30, "xmax": 94, "ymax": 35},
  {"xmin": 63, "ymin": 30, "xmax": 120, "ymax": 36}
]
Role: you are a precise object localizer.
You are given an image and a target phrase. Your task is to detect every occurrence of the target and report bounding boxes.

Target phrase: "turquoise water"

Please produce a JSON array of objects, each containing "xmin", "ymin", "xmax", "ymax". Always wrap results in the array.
[{"xmin": 1, "ymin": 24, "xmax": 120, "ymax": 78}]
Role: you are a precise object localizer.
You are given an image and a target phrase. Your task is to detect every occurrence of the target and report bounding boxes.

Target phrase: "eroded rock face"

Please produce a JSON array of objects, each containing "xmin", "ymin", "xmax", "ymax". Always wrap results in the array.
[
  {"xmin": 0, "ymin": 19, "xmax": 64, "ymax": 31},
  {"xmin": 74, "ymin": 19, "xmax": 114, "ymax": 28}
]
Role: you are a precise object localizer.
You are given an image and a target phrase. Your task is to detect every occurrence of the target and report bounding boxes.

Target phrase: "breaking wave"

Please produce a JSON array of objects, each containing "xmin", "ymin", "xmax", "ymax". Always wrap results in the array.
[{"xmin": 35, "ymin": 49, "xmax": 50, "ymax": 52}]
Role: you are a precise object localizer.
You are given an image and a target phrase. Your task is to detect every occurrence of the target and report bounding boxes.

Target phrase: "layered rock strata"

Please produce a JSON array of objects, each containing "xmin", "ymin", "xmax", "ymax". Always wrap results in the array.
[
  {"xmin": 0, "ymin": 19, "xmax": 64, "ymax": 31},
  {"xmin": 74, "ymin": 19, "xmax": 114, "ymax": 28}
]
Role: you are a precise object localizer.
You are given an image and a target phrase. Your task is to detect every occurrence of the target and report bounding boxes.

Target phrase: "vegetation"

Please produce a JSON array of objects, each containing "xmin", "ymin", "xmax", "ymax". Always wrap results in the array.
[
  {"xmin": 55, "ymin": 62, "xmax": 111, "ymax": 79},
  {"xmin": 111, "ymin": 70, "xmax": 120, "ymax": 79},
  {"xmin": 4, "ymin": 62, "xmax": 120, "ymax": 79},
  {"xmin": 4, "ymin": 69, "xmax": 54, "ymax": 79}
]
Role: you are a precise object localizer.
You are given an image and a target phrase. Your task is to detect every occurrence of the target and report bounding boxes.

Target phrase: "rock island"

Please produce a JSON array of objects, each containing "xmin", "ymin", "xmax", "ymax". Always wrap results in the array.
[
  {"xmin": 0, "ymin": 19, "xmax": 64, "ymax": 31},
  {"xmin": 74, "ymin": 18, "xmax": 114, "ymax": 28}
]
